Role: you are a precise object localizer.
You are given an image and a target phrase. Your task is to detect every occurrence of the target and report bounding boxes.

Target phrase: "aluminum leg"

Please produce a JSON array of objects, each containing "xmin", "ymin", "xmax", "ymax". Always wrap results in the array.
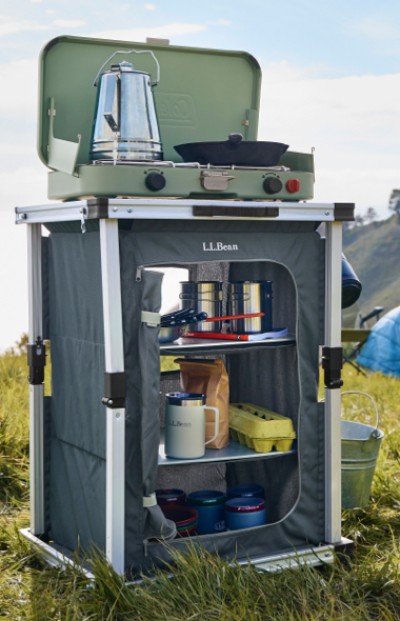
[
  {"xmin": 99, "ymin": 219, "xmax": 125, "ymax": 574},
  {"xmin": 324, "ymin": 221, "xmax": 343, "ymax": 543}
]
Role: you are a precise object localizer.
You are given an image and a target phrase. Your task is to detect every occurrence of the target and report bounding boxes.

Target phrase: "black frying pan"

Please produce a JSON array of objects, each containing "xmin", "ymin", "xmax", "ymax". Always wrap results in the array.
[{"xmin": 174, "ymin": 133, "xmax": 289, "ymax": 167}]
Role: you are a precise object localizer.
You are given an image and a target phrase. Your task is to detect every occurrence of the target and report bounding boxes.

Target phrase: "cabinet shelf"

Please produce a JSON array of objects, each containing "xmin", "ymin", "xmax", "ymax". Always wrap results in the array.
[
  {"xmin": 160, "ymin": 334, "xmax": 296, "ymax": 356},
  {"xmin": 158, "ymin": 440, "xmax": 296, "ymax": 466}
]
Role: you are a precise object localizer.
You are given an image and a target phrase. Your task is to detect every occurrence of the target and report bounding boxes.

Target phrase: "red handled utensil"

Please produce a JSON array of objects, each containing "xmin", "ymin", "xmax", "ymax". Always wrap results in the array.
[{"xmin": 204, "ymin": 312, "xmax": 265, "ymax": 322}]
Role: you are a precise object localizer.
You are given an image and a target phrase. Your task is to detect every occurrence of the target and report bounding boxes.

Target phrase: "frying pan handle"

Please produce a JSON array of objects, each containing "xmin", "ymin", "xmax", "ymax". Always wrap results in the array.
[{"xmin": 192, "ymin": 205, "xmax": 279, "ymax": 218}]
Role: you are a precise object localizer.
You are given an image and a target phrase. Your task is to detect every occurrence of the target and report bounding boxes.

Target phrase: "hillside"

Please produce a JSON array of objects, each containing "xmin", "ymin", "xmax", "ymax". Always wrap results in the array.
[{"xmin": 342, "ymin": 214, "xmax": 400, "ymax": 319}]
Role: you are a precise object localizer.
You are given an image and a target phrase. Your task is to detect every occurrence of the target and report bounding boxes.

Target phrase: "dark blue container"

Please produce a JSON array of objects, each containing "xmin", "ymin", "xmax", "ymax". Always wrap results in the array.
[
  {"xmin": 341, "ymin": 254, "xmax": 362, "ymax": 309},
  {"xmin": 186, "ymin": 490, "xmax": 226, "ymax": 534},
  {"xmin": 156, "ymin": 488, "xmax": 186, "ymax": 506}
]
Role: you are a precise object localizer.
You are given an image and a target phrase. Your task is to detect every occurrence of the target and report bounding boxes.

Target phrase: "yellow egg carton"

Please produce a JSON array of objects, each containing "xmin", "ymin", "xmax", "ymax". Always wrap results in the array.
[{"xmin": 229, "ymin": 403, "xmax": 296, "ymax": 453}]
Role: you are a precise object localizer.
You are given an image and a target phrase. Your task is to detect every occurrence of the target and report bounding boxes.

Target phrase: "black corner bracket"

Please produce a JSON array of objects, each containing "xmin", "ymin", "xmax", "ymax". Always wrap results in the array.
[
  {"xmin": 102, "ymin": 372, "xmax": 126, "ymax": 408},
  {"xmin": 84, "ymin": 198, "xmax": 110, "ymax": 220},
  {"xmin": 27, "ymin": 337, "xmax": 46, "ymax": 385},
  {"xmin": 334, "ymin": 203, "xmax": 355, "ymax": 221},
  {"xmin": 322, "ymin": 346, "xmax": 343, "ymax": 389}
]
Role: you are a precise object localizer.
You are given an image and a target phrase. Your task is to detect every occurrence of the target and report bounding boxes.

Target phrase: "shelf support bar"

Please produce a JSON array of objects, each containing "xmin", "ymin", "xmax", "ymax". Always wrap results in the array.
[
  {"xmin": 100, "ymin": 218, "xmax": 125, "ymax": 574},
  {"xmin": 324, "ymin": 221, "xmax": 343, "ymax": 544}
]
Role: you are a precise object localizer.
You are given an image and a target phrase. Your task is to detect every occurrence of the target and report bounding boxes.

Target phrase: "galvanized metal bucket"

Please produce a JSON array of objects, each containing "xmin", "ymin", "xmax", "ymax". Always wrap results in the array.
[{"xmin": 341, "ymin": 391, "xmax": 384, "ymax": 509}]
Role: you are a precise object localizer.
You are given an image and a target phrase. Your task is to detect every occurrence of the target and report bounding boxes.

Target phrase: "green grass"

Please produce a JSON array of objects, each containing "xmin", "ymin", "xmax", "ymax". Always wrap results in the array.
[{"xmin": 2, "ymin": 349, "xmax": 400, "ymax": 620}]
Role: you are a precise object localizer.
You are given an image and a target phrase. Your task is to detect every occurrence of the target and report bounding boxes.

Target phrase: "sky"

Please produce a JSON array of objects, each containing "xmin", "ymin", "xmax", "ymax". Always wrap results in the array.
[{"xmin": 1, "ymin": 0, "xmax": 400, "ymax": 351}]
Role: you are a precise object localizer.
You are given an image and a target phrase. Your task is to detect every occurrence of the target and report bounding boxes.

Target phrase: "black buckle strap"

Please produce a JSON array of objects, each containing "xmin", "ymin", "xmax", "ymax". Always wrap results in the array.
[
  {"xmin": 322, "ymin": 346, "xmax": 343, "ymax": 389},
  {"xmin": 102, "ymin": 372, "xmax": 126, "ymax": 408},
  {"xmin": 27, "ymin": 337, "xmax": 46, "ymax": 385}
]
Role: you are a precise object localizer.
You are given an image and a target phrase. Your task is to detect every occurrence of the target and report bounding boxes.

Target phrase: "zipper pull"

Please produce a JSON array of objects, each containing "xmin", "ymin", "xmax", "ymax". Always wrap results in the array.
[{"xmin": 136, "ymin": 266, "xmax": 143, "ymax": 282}]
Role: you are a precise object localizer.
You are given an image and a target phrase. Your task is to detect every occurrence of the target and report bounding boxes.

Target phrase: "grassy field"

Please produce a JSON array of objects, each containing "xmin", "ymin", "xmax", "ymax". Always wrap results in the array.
[{"xmin": 1, "ymin": 347, "xmax": 400, "ymax": 620}]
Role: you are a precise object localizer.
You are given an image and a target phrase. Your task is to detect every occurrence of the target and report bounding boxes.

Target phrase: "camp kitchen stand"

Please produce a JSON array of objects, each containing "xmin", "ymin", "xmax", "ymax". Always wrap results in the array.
[{"xmin": 16, "ymin": 35, "xmax": 352, "ymax": 577}]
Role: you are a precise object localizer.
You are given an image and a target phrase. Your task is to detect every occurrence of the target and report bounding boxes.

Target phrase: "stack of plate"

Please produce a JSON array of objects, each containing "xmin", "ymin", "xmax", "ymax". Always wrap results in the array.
[{"xmin": 162, "ymin": 505, "xmax": 198, "ymax": 537}]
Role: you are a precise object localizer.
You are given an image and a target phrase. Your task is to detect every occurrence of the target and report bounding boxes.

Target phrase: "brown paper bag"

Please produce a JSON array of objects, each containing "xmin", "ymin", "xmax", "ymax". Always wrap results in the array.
[{"xmin": 175, "ymin": 358, "xmax": 230, "ymax": 449}]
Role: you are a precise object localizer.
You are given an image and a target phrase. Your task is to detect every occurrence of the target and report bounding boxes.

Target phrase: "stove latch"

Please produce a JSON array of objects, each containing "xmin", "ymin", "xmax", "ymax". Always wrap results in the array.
[{"xmin": 201, "ymin": 170, "xmax": 235, "ymax": 191}]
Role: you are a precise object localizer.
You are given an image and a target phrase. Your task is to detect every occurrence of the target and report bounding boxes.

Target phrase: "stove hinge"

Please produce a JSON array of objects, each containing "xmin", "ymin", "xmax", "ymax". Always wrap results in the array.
[
  {"xmin": 102, "ymin": 372, "xmax": 126, "ymax": 409},
  {"xmin": 27, "ymin": 336, "xmax": 46, "ymax": 385},
  {"xmin": 321, "ymin": 346, "xmax": 343, "ymax": 389}
]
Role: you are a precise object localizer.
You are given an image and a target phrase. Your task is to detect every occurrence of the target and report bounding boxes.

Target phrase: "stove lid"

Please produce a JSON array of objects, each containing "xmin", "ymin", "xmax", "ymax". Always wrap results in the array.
[{"xmin": 38, "ymin": 35, "xmax": 261, "ymax": 172}]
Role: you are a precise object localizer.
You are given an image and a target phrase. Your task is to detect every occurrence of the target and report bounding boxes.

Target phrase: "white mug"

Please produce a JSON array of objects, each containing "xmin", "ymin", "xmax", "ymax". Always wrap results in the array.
[{"xmin": 164, "ymin": 392, "xmax": 219, "ymax": 459}]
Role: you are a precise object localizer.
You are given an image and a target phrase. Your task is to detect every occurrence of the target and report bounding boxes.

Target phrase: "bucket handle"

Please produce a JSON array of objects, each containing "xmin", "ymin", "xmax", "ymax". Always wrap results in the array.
[{"xmin": 341, "ymin": 391, "xmax": 380, "ymax": 438}]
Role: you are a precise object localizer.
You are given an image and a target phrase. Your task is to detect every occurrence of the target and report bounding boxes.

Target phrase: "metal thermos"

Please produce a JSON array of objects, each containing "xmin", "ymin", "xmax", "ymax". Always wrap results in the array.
[
  {"xmin": 179, "ymin": 281, "xmax": 223, "ymax": 332},
  {"xmin": 90, "ymin": 50, "xmax": 163, "ymax": 161},
  {"xmin": 227, "ymin": 280, "xmax": 273, "ymax": 333}
]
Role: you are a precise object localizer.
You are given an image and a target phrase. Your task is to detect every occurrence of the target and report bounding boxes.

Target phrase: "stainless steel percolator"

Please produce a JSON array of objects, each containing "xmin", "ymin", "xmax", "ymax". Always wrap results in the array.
[{"xmin": 90, "ymin": 49, "xmax": 163, "ymax": 162}]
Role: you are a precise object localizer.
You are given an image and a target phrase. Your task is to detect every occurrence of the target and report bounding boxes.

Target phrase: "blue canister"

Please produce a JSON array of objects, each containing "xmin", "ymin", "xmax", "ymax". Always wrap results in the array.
[
  {"xmin": 186, "ymin": 490, "xmax": 227, "ymax": 534},
  {"xmin": 225, "ymin": 497, "xmax": 267, "ymax": 530},
  {"xmin": 227, "ymin": 483, "xmax": 265, "ymax": 499}
]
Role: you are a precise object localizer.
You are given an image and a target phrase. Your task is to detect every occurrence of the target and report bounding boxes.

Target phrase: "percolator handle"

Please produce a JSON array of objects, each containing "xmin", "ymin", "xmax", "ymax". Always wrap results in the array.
[
  {"xmin": 341, "ymin": 390, "xmax": 380, "ymax": 436},
  {"xmin": 93, "ymin": 49, "xmax": 160, "ymax": 86}
]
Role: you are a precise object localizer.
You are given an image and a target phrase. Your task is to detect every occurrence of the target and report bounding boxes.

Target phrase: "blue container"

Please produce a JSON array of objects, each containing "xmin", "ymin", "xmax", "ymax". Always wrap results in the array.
[
  {"xmin": 341, "ymin": 254, "xmax": 362, "ymax": 309},
  {"xmin": 186, "ymin": 490, "xmax": 227, "ymax": 534},
  {"xmin": 225, "ymin": 497, "xmax": 267, "ymax": 530},
  {"xmin": 227, "ymin": 483, "xmax": 265, "ymax": 499}
]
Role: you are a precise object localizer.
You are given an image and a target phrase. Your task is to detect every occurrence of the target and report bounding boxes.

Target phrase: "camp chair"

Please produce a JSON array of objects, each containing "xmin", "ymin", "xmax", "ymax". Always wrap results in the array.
[{"xmin": 342, "ymin": 306, "xmax": 384, "ymax": 374}]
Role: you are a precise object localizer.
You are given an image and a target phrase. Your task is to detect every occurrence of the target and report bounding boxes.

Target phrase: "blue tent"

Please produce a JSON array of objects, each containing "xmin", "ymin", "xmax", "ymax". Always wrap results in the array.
[{"xmin": 356, "ymin": 306, "xmax": 400, "ymax": 377}]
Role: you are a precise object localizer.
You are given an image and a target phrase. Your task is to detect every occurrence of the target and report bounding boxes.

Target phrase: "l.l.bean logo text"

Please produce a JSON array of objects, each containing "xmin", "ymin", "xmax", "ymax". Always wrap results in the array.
[
  {"xmin": 202, "ymin": 241, "xmax": 239, "ymax": 252},
  {"xmin": 167, "ymin": 419, "xmax": 192, "ymax": 428}
]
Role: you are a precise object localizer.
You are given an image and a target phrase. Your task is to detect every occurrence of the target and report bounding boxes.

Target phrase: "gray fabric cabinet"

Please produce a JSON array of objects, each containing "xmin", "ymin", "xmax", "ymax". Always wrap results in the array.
[{"xmin": 17, "ymin": 198, "xmax": 349, "ymax": 575}]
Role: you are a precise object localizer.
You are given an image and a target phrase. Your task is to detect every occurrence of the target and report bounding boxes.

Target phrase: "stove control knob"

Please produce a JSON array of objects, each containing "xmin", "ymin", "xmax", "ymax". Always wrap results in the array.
[
  {"xmin": 145, "ymin": 172, "xmax": 166, "ymax": 192},
  {"xmin": 263, "ymin": 176, "xmax": 283, "ymax": 194}
]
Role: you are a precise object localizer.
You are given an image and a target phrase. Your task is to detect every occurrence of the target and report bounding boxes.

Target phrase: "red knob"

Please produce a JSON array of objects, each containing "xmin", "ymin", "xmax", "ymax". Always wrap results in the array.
[{"xmin": 286, "ymin": 179, "xmax": 300, "ymax": 193}]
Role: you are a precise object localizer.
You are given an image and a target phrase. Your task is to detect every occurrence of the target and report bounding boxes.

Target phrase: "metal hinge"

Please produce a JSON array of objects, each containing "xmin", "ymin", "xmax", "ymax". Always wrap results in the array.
[
  {"xmin": 102, "ymin": 372, "xmax": 126, "ymax": 408},
  {"xmin": 201, "ymin": 170, "xmax": 235, "ymax": 191},
  {"xmin": 321, "ymin": 346, "xmax": 343, "ymax": 389},
  {"xmin": 27, "ymin": 337, "xmax": 46, "ymax": 385}
]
